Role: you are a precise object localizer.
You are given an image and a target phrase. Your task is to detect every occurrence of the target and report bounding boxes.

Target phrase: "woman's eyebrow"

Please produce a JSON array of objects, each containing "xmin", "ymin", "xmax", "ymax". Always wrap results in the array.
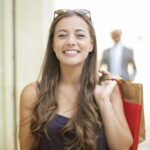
[
  {"xmin": 56, "ymin": 29, "xmax": 67, "ymax": 33},
  {"xmin": 55, "ymin": 29, "xmax": 87, "ymax": 35},
  {"xmin": 75, "ymin": 29, "xmax": 86, "ymax": 32}
]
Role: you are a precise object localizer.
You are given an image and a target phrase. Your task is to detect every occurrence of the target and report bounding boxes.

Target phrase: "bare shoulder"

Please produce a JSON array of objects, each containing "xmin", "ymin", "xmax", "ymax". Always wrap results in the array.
[
  {"xmin": 19, "ymin": 82, "xmax": 39, "ymax": 149},
  {"xmin": 20, "ymin": 82, "xmax": 39, "ymax": 108}
]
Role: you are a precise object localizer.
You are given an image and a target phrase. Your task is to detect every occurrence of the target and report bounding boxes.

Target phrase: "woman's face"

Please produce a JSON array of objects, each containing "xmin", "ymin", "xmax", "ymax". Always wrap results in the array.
[{"xmin": 53, "ymin": 15, "xmax": 93, "ymax": 67}]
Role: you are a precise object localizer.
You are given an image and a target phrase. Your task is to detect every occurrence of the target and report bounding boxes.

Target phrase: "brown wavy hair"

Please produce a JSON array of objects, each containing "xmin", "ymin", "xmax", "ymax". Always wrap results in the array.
[{"xmin": 30, "ymin": 10, "xmax": 102, "ymax": 150}]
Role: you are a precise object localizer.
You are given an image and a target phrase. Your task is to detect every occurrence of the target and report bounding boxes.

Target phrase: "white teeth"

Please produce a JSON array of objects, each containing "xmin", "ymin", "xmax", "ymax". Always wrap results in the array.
[{"xmin": 64, "ymin": 50, "xmax": 79, "ymax": 54}]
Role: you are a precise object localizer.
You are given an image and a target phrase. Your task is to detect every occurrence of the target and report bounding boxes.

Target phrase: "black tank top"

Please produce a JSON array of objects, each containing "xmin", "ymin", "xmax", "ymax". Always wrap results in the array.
[{"xmin": 38, "ymin": 114, "xmax": 108, "ymax": 150}]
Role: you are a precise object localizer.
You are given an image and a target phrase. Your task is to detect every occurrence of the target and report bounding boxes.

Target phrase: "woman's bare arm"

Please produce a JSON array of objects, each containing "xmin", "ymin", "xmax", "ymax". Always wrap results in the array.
[
  {"xmin": 94, "ymin": 81, "xmax": 133, "ymax": 150},
  {"xmin": 19, "ymin": 83, "xmax": 38, "ymax": 150}
]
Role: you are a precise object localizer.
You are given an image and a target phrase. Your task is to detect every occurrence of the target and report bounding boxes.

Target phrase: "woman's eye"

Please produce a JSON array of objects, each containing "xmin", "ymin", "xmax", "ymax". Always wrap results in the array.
[
  {"xmin": 58, "ymin": 34, "xmax": 67, "ymax": 38},
  {"xmin": 77, "ymin": 34, "xmax": 86, "ymax": 38}
]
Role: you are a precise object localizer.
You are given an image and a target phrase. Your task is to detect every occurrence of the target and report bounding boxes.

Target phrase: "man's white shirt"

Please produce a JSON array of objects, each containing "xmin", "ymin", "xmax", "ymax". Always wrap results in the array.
[{"xmin": 110, "ymin": 42, "xmax": 123, "ymax": 75}]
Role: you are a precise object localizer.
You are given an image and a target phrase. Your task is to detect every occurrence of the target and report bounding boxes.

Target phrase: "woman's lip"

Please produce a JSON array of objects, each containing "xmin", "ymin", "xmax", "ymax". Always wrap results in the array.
[
  {"xmin": 62, "ymin": 50, "xmax": 80, "ymax": 54},
  {"xmin": 62, "ymin": 50, "xmax": 80, "ymax": 57}
]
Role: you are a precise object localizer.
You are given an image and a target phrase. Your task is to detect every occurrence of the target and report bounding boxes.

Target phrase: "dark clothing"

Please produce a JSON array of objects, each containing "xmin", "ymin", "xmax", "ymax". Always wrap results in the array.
[
  {"xmin": 39, "ymin": 114, "xmax": 108, "ymax": 150},
  {"xmin": 100, "ymin": 46, "xmax": 137, "ymax": 81}
]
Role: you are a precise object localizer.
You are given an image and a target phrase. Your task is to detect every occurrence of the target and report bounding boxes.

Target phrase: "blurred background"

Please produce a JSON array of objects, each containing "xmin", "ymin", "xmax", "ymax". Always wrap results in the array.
[{"xmin": 0, "ymin": 0, "xmax": 149, "ymax": 149}]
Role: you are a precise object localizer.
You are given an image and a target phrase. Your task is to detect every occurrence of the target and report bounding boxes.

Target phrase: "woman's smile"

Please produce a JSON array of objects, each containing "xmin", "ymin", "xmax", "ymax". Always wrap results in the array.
[{"xmin": 62, "ymin": 49, "xmax": 80, "ymax": 57}]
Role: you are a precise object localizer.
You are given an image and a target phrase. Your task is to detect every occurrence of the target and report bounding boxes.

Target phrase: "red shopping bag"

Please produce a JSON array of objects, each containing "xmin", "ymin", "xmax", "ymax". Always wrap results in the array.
[{"xmin": 115, "ymin": 79, "xmax": 142, "ymax": 150}]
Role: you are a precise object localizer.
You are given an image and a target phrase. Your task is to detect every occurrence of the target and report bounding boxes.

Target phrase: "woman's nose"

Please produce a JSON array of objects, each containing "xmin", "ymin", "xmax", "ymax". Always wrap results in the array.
[{"xmin": 66, "ymin": 35, "xmax": 76, "ymax": 46}]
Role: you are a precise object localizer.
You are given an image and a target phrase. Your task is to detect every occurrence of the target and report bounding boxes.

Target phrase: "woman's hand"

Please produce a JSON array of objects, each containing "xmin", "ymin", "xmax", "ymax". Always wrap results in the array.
[
  {"xmin": 98, "ymin": 69, "xmax": 122, "ymax": 81},
  {"xmin": 94, "ymin": 80, "xmax": 116, "ymax": 108},
  {"xmin": 94, "ymin": 80, "xmax": 133, "ymax": 149}
]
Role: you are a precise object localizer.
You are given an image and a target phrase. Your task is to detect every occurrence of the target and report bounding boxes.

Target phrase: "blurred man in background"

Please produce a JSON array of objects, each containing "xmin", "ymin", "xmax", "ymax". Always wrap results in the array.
[{"xmin": 100, "ymin": 29, "xmax": 137, "ymax": 81}]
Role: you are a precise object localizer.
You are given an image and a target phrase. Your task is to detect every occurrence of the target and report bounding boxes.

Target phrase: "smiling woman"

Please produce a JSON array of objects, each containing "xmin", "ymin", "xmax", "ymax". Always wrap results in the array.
[
  {"xmin": 19, "ymin": 9, "xmax": 133, "ymax": 150},
  {"xmin": 53, "ymin": 15, "xmax": 93, "ymax": 66},
  {"xmin": 0, "ymin": 0, "xmax": 144, "ymax": 150}
]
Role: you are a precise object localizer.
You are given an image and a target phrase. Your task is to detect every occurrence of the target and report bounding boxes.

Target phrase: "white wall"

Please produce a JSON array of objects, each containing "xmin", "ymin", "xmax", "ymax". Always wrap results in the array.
[
  {"xmin": 0, "ymin": 0, "xmax": 4, "ymax": 149},
  {"xmin": 3, "ymin": 0, "xmax": 15, "ymax": 149},
  {"xmin": 15, "ymin": 0, "xmax": 44, "ymax": 149}
]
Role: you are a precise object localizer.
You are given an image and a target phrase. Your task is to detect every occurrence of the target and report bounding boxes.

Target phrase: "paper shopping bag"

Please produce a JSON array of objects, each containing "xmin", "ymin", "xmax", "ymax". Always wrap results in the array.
[
  {"xmin": 99, "ymin": 74, "xmax": 145, "ymax": 144},
  {"xmin": 119, "ymin": 79, "xmax": 145, "ymax": 143},
  {"xmin": 115, "ymin": 79, "xmax": 145, "ymax": 150}
]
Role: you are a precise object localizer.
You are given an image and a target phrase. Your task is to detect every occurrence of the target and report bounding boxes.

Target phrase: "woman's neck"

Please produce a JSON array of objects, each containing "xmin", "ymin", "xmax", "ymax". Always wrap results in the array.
[
  {"xmin": 57, "ymin": 65, "xmax": 82, "ymax": 117},
  {"xmin": 59, "ymin": 64, "xmax": 83, "ymax": 86}
]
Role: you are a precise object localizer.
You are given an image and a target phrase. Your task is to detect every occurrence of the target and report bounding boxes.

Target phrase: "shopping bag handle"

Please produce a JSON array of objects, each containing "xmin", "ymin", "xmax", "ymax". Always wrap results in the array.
[{"xmin": 101, "ymin": 78, "xmax": 126, "ymax": 102}]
